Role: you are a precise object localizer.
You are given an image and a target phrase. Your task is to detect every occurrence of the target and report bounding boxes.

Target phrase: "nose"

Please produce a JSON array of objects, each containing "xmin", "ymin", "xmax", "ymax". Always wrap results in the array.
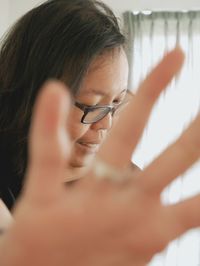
[{"xmin": 91, "ymin": 112, "xmax": 113, "ymax": 131}]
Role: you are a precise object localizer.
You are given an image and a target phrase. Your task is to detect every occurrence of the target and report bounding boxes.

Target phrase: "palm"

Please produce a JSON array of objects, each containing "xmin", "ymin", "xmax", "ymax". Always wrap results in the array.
[
  {"xmin": 1, "ymin": 47, "xmax": 200, "ymax": 266},
  {"xmin": 1, "ymin": 182, "xmax": 171, "ymax": 266}
]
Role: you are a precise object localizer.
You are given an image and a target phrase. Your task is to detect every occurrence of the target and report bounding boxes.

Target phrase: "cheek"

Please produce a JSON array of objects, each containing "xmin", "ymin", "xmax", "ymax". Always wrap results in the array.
[{"xmin": 112, "ymin": 115, "xmax": 118, "ymax": 126}]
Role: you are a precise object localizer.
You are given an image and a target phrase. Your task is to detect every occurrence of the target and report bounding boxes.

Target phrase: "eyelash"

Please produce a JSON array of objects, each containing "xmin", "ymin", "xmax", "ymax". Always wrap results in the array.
[
  {"xmin": 113, "ymin": 98, "xmax": 123, "ymax": 105},
  {"xmin": 79, "ymin": 97, "xmax": 124, "ymax": 107}
]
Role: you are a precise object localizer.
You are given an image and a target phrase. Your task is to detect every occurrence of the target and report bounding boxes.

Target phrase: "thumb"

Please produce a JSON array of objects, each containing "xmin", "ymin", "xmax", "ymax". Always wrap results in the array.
[{"xmin": 23, "ymin": 80, "xmax": 72, "ymax": 205}]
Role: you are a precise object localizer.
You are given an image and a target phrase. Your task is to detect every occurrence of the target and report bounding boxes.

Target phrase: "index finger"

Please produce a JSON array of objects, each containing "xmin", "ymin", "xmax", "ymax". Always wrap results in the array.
[{"xmin": 98, "ymin": 47, "xmax": 185, "ymax": 169}]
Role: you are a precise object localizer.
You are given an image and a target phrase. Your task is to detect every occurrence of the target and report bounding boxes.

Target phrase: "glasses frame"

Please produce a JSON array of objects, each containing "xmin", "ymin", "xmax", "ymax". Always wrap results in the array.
[
  {"xmin": 74, "ymin": 90, "xmax": 133, "ymax": 124},
  {"xmin": 75, "ymin": 102, "xmax": 116, "ymax": 124}
]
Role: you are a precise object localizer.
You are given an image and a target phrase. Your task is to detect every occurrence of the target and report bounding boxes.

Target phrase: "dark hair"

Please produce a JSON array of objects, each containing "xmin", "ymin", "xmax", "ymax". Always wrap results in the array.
[{"xmin": 0, "ymin": 0, "xmax": 125, "ymax": 208}]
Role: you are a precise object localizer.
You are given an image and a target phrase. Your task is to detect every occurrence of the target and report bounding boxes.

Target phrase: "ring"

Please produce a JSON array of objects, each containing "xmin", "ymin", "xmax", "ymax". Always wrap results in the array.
[{"xmin": 92, "ymin": 157, "xmax": 131, "ymax": 182}]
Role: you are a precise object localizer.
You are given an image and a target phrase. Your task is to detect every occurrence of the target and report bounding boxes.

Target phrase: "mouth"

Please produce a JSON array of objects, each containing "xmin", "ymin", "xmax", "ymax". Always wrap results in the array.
[{"xmin": 77, "ymin": 141, "xmax": 101, "ymax": 153}]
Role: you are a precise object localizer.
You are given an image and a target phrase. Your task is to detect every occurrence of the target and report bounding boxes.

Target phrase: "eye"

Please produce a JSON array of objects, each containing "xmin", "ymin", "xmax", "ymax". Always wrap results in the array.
[
  {"xmin": 75, "ymin": 99, "xmax": 99, "ymax": 107},
  {"xmin": 112, "ymin": 97, "xmax": 124, "ymax": 105},
  {"xmin": 84, "ymin": 103, "xmax": 98, "ymax": 107}
]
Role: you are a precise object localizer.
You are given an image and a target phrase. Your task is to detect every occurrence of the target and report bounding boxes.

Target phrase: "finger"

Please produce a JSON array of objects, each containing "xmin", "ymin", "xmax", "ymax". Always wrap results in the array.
[
  {"xmin": 164, "ymin": 194, "xmax": 200, "ymax": 242},
  {"xmin": 23, "ymin": 80, "xmax": 71, "ymax": 204},
  {"xmin": 98, "ymin": 47, "xmax": 185, "ymax": 168},
  {"xmin": 136, "ymin": 112, "xmax": 200, "ymax": 195}
]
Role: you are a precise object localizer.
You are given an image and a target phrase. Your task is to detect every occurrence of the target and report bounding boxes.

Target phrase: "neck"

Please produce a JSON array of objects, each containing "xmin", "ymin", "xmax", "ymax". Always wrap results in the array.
[{"xmin": 64, "ymin": 165, "xmax": 89, "ymax": 182}]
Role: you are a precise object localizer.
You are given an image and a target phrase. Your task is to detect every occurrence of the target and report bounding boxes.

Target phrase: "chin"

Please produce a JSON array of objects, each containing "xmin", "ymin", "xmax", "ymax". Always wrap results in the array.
[{"xmin": 69, "ymin": 153, "xmax": 96, "ymax": 168}]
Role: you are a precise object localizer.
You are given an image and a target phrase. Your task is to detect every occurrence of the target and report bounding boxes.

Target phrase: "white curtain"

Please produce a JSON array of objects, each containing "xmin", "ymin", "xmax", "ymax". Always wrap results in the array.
[{"xmin": 123, "ymin": 11, "xmax": 200, "ymax": 266}]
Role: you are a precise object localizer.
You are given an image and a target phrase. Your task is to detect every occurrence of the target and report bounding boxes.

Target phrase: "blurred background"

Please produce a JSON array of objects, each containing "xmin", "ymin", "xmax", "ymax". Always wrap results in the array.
[
  {"xmin": 1, "ymin": 1, "xmax": 200, "ymax": 265},
  {"xmin": 1, "ymin": 0, "xmax": 200, "ymax": 35}
]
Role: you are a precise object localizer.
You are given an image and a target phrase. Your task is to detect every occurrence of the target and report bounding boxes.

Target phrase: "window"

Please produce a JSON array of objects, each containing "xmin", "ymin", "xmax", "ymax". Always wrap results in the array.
[{"xmin": 124, "ymin": 11, "xmax": 200, "ymax": 266}]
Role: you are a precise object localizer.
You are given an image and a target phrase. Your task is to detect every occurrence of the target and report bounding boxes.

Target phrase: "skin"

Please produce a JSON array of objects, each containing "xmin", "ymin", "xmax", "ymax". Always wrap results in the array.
[
  {"xmin": 66, "ymin": 48, "xmax": 129, "ymax": 179},
  {"xmin": 0, "ymin": 200, "xmax": 12, "ymax": 231}
]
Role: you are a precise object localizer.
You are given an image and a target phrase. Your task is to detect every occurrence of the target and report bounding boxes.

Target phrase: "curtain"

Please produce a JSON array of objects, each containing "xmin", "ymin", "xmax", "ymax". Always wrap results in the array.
[{"xmin": 123, "ymin": 11, "xmax": 200, "ymax": 266}]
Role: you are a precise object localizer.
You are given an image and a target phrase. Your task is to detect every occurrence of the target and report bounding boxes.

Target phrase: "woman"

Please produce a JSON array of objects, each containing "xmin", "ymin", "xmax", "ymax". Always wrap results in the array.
[
  {"xmin": 1, "ymin": 1, "xmax": 200, "ymax": 265},
  {"xmin": 0, "ymin": 0, "xmax": 137, "ymax": 209}
]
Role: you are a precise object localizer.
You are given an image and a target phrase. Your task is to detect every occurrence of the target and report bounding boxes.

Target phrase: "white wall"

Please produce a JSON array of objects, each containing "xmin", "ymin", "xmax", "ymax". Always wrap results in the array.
[
  {"xmin": 0, "ymin": 0, "xmax": 10, "ymax": 38},
  {"xmin": 9, "ymin": 0, "xmax": 42, "ymax": 25},
  {"xmin": 8, "ymin": 0, "xmax": 200, "ymax": 26},
  {"xmin": 1, "ymin": 0, "xmax": 200, "ymax": 37}
]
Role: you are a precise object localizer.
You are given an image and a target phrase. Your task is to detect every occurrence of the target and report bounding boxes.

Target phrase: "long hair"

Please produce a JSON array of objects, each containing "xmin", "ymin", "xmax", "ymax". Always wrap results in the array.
[{"xmin": 0, "ymin": 0, "xmax": 125, "ymax": 208}]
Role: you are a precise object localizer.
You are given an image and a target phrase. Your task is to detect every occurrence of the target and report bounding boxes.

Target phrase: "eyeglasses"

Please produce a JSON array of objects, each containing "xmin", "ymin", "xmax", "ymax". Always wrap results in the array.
[{"xmin": 74, "ymin": 91, "xmax": 132, "ymax": 124}]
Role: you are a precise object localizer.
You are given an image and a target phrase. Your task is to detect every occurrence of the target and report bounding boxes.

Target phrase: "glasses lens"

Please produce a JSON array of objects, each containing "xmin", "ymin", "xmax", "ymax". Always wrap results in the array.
[{"xmin": 83, "ymin": 107, "xmax": 110, "ymax": 124}]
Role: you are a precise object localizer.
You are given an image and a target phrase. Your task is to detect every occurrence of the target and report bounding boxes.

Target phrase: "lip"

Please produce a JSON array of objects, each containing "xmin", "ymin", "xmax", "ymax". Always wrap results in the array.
[{"xmin": 77, "ymin": 141, "xmax": 101, "ymax": 153}]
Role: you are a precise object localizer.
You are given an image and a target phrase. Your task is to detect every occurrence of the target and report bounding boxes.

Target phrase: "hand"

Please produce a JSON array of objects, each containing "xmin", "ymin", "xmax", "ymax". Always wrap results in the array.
[{"xmin": 1, "ymin": 47, "xmax": 200, "ymax": 266}]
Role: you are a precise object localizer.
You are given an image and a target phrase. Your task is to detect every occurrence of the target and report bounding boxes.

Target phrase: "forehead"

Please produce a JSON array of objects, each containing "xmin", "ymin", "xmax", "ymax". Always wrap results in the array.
[{"xmin": 78, "ymin": 49, "xmax": 129, "ymax": 97}]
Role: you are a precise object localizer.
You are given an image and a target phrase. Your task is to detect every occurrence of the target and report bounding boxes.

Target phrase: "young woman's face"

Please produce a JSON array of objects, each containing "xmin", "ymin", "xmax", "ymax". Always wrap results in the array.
[{"xmin": 68, "ymin": 49, "xmax": 129, "ymax": 170}]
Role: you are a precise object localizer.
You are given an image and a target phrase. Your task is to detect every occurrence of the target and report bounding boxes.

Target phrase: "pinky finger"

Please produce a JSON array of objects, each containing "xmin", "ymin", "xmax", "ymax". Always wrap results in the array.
[{"xmin": 164, "ymin": 194, "xmax": 200, "ymax": 242}]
